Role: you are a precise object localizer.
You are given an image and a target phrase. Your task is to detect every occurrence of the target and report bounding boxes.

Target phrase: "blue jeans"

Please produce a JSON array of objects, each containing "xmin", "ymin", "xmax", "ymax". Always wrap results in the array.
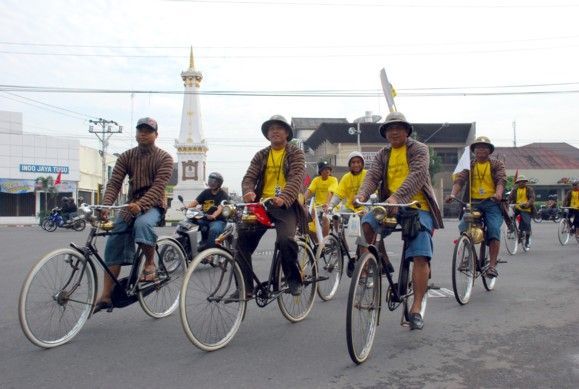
[
  {"xmin": 197, "ymin": 219, "xmax": 226, "ymax": 249},
  {"xmin": 104, "ymin": 207, "xmax": 161, "ymax": 266},
  {"xmin": 362, "ymin": 210, "xmax": 434, "ymax": 261},
  {"xmin": 458, "ymin": 199, "xmax": 502, "ymax": 243}
]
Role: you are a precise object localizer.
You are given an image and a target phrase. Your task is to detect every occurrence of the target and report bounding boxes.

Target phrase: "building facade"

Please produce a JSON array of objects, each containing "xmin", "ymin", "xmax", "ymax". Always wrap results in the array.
[{"xmin": 0, "ymin": 110, "xmax": 118, "ymax": 225}]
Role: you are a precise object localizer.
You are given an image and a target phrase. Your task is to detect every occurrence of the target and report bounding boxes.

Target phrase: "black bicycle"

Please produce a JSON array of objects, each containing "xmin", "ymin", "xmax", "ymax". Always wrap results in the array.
[
  {"xmin": 19, "ymin": 204, "xmax": 187, "ymax": 348},
  {"xmin": 450, "ymin": 197, "xmax": 498, "ymax": 305},
  {"xmin": 502, "ymin": 204, "xmax": 531, "ymax": 255},
  {"xmin": 558, "ymin": 207, "xmax": 579, "ymax": 245},
  {"xmin": 346, "ymin": 200, "xmax": 427, "ymax": 364},
  {"xmin": 179, "ymin": 200, "xmax": 318, "ymax": 352}
]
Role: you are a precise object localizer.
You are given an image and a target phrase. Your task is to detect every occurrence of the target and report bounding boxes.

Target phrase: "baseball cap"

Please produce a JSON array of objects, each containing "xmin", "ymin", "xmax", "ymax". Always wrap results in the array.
[{"xmin": 136, "ymin": 117, "xmax": 158, "ymax": 132}]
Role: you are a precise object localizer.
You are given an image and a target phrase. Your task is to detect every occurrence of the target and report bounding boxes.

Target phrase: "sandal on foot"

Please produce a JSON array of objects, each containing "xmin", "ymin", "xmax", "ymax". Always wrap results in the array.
[
  {"xmin": 139, "ymin": 268, "xmax": 158, "ymax": 282},
  {"xmin": 93, "ymin": 300, "xmax": 113, "ymax": 314},
  {"xmin": 485, "ymin": 266, "xmax": 498, "ymax": 278}
]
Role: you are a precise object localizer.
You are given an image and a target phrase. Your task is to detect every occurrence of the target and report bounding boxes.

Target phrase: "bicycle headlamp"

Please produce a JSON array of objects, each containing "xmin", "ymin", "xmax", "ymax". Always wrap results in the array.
[
  {"xmin": 372, "ymin": 206, "xmax": 387, "ymax": 221},
  {"xmin": 221, "ymin": 204, "xmax": 235, "ymax": 218},
  {"xmin": 186, "ymin": 209, "xmax": 197, "ymax": 219}
]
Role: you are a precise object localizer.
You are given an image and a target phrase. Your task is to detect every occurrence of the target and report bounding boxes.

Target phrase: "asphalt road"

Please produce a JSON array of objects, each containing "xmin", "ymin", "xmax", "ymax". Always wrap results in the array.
[{"xmin": 0, "ymin": 220, "xmax": 578, "ymax": 388}]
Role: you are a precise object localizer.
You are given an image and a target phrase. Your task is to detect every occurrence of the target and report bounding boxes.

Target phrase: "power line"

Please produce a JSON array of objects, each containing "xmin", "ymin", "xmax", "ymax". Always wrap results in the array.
[
  {"xmin": 2, "ymin": 84, "xmax": 579, "ymax": 97},
  {"xmin": 1, "ymin": 34, "xmax": 578, "ymax": 50},
  {"xmin": 1, "ymin": 92, "xmax": 96, "ymax": 119}
]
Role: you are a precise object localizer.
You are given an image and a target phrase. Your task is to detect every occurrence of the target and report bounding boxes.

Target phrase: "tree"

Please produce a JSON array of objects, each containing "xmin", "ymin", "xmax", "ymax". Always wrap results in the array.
[
  {"xmin": 35, "ymin": 176, "xmax": 57, "ymax": 216},
  {"xmin": 429, "ymin": 146, "xmax": 442, "ymax": 181}
]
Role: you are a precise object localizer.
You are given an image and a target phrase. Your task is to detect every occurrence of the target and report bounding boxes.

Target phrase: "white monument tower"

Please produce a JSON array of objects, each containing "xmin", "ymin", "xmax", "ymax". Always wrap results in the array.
[{"xmin": 168, "ymin": 48, "xmax": 208, "ymax": 218}]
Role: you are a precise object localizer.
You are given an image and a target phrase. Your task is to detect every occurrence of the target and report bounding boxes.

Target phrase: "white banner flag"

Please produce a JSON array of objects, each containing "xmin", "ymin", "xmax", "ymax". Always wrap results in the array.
[{"xmin": 453, "ymin": 146, "xmax": 471, "ymax": 178}]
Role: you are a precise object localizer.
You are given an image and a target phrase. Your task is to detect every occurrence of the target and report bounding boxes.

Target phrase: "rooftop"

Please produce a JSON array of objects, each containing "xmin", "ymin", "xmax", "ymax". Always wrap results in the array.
[{"xmin": 494, "ymin": 143, "xmax": 579, "ymax": 169}]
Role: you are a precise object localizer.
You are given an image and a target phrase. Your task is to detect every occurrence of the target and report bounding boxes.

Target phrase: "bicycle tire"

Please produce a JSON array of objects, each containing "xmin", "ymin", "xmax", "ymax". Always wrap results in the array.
[
  {"xmin": 316, "ymin": 234, "xmax": 343, "ymax": 301},
  {"xmin": 480, "ymin": 244, "xmax": 496, "ymax": 291},
  {"xmin": 451, "ymin": 235, "xmax": 475, "ymax": 305},
  {"xmin": 180, "ymin": 248, "xmax": 246, "ymax": 351},
  {"xmin": 138, "ymin": 238, "xmax": 187, "ymax": 318},
  {"xmin": 276, "ymin": 239, "xmax": 317, "ymax": 323},
  {"xmin": 19, "ymin": 248, "xmax": 96, "ymax": 348},
  {"xmin": 502, "ymin": 223, "xmax": 518, "ymax": 255},
  {"xmin": 346, "ymin": 252, "xmax": 380, "ymax": 364},
  {"xmin": 557, "ymin": 219, "xmax": 570, "ymax": 246}
]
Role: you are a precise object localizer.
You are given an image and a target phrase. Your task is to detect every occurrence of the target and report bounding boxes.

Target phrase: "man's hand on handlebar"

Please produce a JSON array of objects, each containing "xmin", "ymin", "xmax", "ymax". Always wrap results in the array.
[
  {"xmin": 127, "ymin": 202, "xmax": 141, "ymax": 215},
  {"xmin": 385, "ymin": 196, "xmax": 400, "ymax": 216},
  {"xmin": 243, "ymin": 192, "xmax": 256, "ymax": 202},
  {"xmin": 270, "ymin": 197, "xmax": 285, "ymax": 208},
  {"xmin": 100, "ymin": 208, "xmax": 110, "ymax": 220}
]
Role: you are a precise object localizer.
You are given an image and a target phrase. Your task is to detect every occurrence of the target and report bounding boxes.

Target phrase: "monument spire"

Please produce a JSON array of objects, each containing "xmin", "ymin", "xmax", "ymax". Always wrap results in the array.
[{"xmin": 189, "ymin": 46, "xmax": 195, "ymax": 70}]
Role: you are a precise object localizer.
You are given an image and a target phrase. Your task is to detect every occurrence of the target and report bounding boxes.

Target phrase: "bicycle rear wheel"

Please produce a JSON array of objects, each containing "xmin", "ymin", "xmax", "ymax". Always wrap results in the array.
[
  {"xmin": 451, "ymin": 235, "xmax": 475, "ymax": 305},
  {"xmin": 138, "ymin": 238, "xmax": 187, "ymax": 318},
  {"xmin": 480, "ymin": 244, "xmax": 496, "ymax": 291},
  {"xmin": 277, "ymin": 239, "xmax": 317, "ymax": 322},
  {"xmin": 19, "ymin": 248, "xmax": 96, "ymax": 348},
  {"xmin": 346, "ymin": 252, "xmax": 380, "ymax": 364},
  {"xmin": 316, "ymin": 234, "xmax": 343, "ymax": 301},
  {"xmin": 502, "ymin": 223, "xmax": 518, "ymax": 255},
  {"xmin": 557, "ymin": 219, "xmax": 570, "ymax": 246},
  {"xmin": 180, "ymin": 248, "xmax": 246, "ymax": 351},
  {"xmin": 72, "ymin": 219, "xmax": 86, "ymax": 232}
]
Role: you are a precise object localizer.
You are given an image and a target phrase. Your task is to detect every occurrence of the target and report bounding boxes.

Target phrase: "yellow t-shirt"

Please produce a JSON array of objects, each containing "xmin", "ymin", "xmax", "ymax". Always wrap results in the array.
[
  {"xmin": 515, "ymin": 187, "xmax": 531, "ymax": 212},
  {"xmin": 308, "ymin": 176, "xmax": 338, "ymax": 206},
  {"xmin": 387, "ymin": 145, "xmax": 430, "ymax": 211},
  {"xmin": 336, "ymin": 170, "xmax": 367, "ymax": 212},
  {"xmin": 262, "ymin": 148, "xmax": 287, "ymax": 198},
  {"xmin": 571, "ymin": 190, "xmax": 579, "ymax": 209},
  {"xmin": 471, "ymin": 161, "xmax": 495, "ymax": 200}
]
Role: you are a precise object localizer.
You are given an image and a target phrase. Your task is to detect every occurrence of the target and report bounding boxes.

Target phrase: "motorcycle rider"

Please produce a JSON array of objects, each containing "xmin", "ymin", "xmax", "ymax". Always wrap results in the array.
[
  {"xmin": 187, "ymin": 172, "xmax": 230, "ymax": 251},
  {"xmin": 60, "ymin": 197, "xmax": 77, "ymax": 224}
]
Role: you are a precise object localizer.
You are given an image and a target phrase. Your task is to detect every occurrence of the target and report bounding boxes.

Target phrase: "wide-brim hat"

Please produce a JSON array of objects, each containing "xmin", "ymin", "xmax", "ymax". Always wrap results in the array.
[
  {"xmin": 379, "ymin": 111, "xmax": 413, "ymax": 138},
  {"xmin": 261, "ymin": 115, "xmax": 293, "ymax": 141},
  {"xmin": 470, "ymin": 136, "xmax": 495, "ymax": 154},
  {"xmin": 515, "ymin": 175, "xmax": 528, "ymax": 183}
]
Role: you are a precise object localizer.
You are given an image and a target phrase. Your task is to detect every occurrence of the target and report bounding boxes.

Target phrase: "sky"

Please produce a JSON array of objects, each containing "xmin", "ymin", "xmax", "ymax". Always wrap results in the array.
[{"xmin": 1, "ymin": 0, "xmax": 579, "ymax": 192}]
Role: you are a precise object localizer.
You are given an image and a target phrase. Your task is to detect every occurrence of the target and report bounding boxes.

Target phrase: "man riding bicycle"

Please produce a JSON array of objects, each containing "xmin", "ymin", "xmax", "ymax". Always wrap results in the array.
[
  {"xmin": 93, "ymin": 117, "xmax": 173, "ymax": 313},
  {"xmin": 239, "ymin": 115, "xmax": 307, "ymax": 296},
  {"xmin": 187, "ymin": 172, "xmax": 230, "ymax": 251},
  {"xmin": 327, "ymin": 151, "xmax": 368, "ymax": 276},
  {"xmin": 446, "ymin": 136, "xmax": 506, "ymax": 279},
  {"xmin": 563, "ymin": 180, "xmax": 579, "ymax": 239},
  {"xmin": 305, "ymin": 160, "xmax": 338, "ymax": 239},
  {"xmin": 355, "ymin": 112, "xmax": 444, "ymax": 330},
  {"xmin": 508, "ymin": 175, "xmax": 535, "ymax": 249}
]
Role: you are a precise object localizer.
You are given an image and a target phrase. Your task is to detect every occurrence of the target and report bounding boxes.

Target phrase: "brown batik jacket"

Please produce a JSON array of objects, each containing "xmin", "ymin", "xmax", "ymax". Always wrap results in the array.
[{"xmin": 357, "ymin": 138, "xmax": 444, "ymax": 229}]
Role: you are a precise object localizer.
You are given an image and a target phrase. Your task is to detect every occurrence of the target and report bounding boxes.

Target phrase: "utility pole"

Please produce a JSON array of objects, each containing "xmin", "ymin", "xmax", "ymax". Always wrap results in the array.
[
  {"xmin": 512, "ymin": 120, "xmax": 517, "ymax": 147},
  {"xmin": 89, "ymin": 118, "xmax": 122, "ymax": 202}
]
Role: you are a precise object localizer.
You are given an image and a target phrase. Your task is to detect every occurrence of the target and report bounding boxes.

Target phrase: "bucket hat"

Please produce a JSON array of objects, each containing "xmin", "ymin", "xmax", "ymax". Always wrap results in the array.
[
  {"xmin": 347, "ymin": 151, "xmax": 365, "ymax": 166},
  {"xmin": 379, "ymin": 112, "xmax": 413, "ymax": 138},
  {"xmin": 261, "ymin": 115, "xmax": 293, "ymax": 141},
  {"xmin": 470, "ymin": 136, "xmax": 495, "ymax": 154},
  {"xmin": 515, "ymin": 175, "xmax": 528, "ymax": 183}
]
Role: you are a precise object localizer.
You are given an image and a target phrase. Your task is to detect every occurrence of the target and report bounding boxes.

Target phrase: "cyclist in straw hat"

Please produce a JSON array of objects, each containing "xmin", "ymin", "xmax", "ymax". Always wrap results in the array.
[
  {"xmin": 447, "ymin": 136, "xmax": 507, "ymax": 278},
  {"xmin": 508, "ymin": 174, "xmax": 535, "ymax": 249}
]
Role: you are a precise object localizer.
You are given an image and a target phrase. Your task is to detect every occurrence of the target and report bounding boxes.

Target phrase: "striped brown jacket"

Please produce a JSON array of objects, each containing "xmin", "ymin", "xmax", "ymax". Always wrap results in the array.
[
  {"xmin": 357, "ymin": 138, "xmax": 443, "ymax": 229},
  {"xmin": 242, "ymin": 143, "xmax": 305, "ymax": 208},
  {"xmin": 103, "ymin": 144, "xmax": 173, "ymax": 221}
]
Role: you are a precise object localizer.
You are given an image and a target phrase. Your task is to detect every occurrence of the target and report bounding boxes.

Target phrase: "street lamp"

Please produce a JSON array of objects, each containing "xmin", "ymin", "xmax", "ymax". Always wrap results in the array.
[{"xmin": 349, "ymin": 111, "xmax": 382, "ymax": 152}]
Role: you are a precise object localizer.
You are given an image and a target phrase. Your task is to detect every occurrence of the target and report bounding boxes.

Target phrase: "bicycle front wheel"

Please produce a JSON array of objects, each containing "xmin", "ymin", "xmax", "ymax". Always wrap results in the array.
[
  {"xmin": 277, "ymin": 239, "xmax": 317, "ymax": 322},
  {"xmin": 138, "ymin": 238, "xmax": 187, "ymax": 318},
  {"xmin": 19, "ymin": 248, "xmax": 96, "ymax": 348},
  {"xmin": 316, "ymin": 234, "xmax": 343, "ymax": 301},
  {"xmin": 44, "ymin": 219, "xmax": 57, "ymax": 232},
  {"xmin": 180, "ymin": 248, "xmax": 246, "ymax": 351},
  {"xmin": 557, "ymin": 219, "xmax": 570, "ymax": 246},
  {"xmin": 451, "ymin": 235, "xmax": 475, "ymax": 305},
  {"xmin": 72, "ymin": 219, "xmax": 86, "ymax": 232},
  {"xmin": 502, "ymin": 223, "xmax": 518, "ymax": 255},
  {"xmin": 346, "ymin": 252, "xmax": 380, "ymax": 364}
]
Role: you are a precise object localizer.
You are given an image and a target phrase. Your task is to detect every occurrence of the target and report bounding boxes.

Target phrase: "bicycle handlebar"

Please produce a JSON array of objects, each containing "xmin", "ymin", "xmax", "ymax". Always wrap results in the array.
[{"xmin": 354, "ymin": 199, "xmax": 420, "ymax": 208}]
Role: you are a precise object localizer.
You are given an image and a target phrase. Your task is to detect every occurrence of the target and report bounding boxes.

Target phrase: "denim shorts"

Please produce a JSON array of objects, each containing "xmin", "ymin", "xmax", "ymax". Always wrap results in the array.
[
  {"xmin": 104, "ymin": 207, "xmax": 161, "ymax": 266},
  {"xmin": 362, "ymin": 210, "xmax": 434, "ymax": 261},
  {"xmin": 458, "ymin": 199, "xmax": 502, "ymax": 243}
]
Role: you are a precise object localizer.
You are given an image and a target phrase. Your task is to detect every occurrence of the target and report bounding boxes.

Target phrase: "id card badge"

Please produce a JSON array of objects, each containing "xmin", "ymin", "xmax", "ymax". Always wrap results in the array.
[
  {"xmin": 478, "ymin": 188, "xmax": 485, "ymax": 196},
  {"xmin": 274, "ymin": 186, "xmax": 282, "ymax": 197}
]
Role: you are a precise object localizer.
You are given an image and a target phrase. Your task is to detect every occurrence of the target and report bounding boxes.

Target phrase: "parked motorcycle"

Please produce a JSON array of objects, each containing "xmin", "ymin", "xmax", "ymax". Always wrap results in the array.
[
  {"xmin": 533, "ymin": 204, "xmax": 562, "ymax": 223},
  {"xmin": 41, "ymin": 207, "xmax": 86, "ymax": 232}
]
